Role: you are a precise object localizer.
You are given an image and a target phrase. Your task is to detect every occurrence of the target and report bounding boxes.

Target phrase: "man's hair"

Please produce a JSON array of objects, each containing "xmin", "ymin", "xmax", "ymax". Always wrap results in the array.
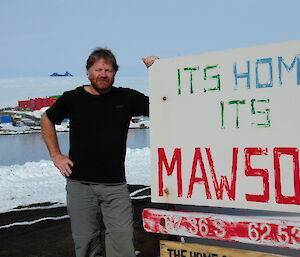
[{"xmin": 86, "ymin": 47, "xmax": 119, "ymax": 72}]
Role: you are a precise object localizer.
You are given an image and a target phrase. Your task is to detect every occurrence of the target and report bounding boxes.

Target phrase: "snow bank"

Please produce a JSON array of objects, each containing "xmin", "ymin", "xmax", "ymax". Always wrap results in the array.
[{"xmin": 0, "ymin": 148, "xmax": 150, "ymax": 213}]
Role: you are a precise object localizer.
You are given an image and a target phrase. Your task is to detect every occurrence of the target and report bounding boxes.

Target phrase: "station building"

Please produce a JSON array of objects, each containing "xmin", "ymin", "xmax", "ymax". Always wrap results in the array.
[{"xmin": 18, "ymin": 96, "xmax": 60, "ymax": 110}]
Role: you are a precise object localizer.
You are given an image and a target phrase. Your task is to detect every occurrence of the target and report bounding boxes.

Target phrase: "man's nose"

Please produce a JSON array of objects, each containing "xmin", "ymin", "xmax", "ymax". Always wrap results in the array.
[{"xmin": 99, "ymin": 70, "xmax": 108, "ymax": 77}]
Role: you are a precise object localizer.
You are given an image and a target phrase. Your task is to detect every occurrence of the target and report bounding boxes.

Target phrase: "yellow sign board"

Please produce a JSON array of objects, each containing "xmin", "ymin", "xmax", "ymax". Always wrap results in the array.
[{"xmin": 160, "ymin": 240, "xmax": 285, "ymax": 257}]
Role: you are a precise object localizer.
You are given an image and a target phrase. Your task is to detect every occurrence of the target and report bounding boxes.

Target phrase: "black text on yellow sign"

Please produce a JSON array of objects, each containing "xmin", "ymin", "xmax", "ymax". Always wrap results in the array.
[{"xmin": 160, "ymin": 240, "xmax": 284, "ymax": 257}]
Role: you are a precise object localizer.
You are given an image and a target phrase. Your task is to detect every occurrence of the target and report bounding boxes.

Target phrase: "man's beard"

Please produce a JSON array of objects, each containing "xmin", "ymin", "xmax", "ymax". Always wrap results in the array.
[{"xmin": 90, "ymin": 78, "xmax": 113, "ymax": 94}]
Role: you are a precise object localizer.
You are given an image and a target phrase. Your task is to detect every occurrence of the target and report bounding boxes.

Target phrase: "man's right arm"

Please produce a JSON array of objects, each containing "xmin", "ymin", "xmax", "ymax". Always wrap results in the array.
[{"xmin": 41, "ymin": 113, "xmax": 73, "ymax": 177}]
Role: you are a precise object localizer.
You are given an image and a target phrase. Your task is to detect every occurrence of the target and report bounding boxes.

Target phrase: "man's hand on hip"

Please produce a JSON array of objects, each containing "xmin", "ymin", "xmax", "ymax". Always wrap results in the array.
[{"xmin": 52, "ymin": 154, "xmax": 74, "ymax": 177}]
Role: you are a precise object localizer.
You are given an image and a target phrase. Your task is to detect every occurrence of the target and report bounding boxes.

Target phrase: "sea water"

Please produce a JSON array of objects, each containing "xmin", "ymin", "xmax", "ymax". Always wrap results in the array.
[{"xmin": 0, "ymin": 129, "xmax": 149, "ymax": 166}]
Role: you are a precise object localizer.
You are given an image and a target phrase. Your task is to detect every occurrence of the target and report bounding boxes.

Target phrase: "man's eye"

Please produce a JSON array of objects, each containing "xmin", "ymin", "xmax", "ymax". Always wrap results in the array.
[{"xmin": 94, "ymin": 68, "xmax": 113, "ymax": 73}]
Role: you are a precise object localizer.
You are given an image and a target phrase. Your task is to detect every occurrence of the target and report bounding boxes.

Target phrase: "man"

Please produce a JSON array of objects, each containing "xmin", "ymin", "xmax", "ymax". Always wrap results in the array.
[{"xmin": 41, "ymin": 48, "xmax": 158, "ymax": 257}]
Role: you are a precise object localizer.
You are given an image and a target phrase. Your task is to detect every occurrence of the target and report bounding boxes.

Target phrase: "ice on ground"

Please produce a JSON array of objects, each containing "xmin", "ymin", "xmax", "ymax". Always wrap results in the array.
[
  {"xmin": 0, "ymin": 123, "xmax": 31, "ymax": 132},
  {"xmin": 0, "ymin": 148, "xmax": 150, "ymax": 213}
]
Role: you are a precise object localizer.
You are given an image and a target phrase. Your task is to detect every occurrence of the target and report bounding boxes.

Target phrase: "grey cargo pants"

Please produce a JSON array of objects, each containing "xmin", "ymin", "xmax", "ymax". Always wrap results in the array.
[{"xmin": 66, "ymin": 180, "xmax": 136, "ymax": 257}]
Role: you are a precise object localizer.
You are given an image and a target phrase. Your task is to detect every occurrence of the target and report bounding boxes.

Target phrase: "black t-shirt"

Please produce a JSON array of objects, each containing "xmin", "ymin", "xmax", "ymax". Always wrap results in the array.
[{"xmin": 46, "ymin": 86, "xmax": 149, "ymax": 183}]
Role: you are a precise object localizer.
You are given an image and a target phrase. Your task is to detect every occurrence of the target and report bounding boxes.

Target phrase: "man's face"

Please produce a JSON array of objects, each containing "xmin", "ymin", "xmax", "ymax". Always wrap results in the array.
[{"xmin": 87, "ymin": 58, "xmax": 116, "ymax": 93}]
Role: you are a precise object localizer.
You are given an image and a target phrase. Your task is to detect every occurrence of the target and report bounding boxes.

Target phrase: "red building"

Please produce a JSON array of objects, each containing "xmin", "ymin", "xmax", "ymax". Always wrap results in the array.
[{"xmin": 18, "ymin": 97, "xmax": 57, "ymax": 110}]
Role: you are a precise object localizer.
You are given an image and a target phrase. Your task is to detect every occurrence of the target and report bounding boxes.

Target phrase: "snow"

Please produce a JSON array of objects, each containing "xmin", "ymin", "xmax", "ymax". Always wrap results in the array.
[
  {"xmin": 0, "ymin": 123, "xmax": 32, "ymax": 132},
  {"xmin": 0, "ymin": 148, "xmax": 150, "ymax": 213},
  {"xmin": 0, "ymin": 215, "xmax": 70, "ymax": 229},
  {"xmin": 0, "ymin": 121, "xmax": 69, "ymax": 135}
]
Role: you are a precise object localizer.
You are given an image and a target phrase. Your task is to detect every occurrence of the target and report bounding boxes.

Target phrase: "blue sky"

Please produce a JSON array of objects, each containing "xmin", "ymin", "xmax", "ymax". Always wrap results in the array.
[{"xmin": 0, "ymin": 0, "xmax": 299, "ymax": 78}]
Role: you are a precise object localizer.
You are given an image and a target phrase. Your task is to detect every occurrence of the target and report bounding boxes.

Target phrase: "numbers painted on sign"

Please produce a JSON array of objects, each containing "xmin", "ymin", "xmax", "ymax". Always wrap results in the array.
[
  {"xmin": 260, "ymin": 224, "xmax": 271, "ymax": 242},
  {"xmin": 213, "ymin": 219, "xmax": 226, "ymax": 238},
  {"xmin": 291, "ymin": 226, "xmax": 300, "ymax": 244},
  {"xmin": 248, "ymin": 223, "xmax": 271, "ymax": 242},
  {"xmin": 198, "ymin": 218, "xmax": 209, "ymax": 236},
  {"xmin": 162, "ymin": 215, "xmax": 228, "ymax": 238},
  {"xmin": 247, "ymin": 223, "xmax": 300, "ymax": 246},
  {"xmin": 277, "ymin": 225, "xmax": 289, "ymax": 244}
]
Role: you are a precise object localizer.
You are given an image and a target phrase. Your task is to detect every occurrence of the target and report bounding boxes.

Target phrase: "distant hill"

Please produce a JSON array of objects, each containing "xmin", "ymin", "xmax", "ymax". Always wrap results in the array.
[{"xmin": 50, "ymin": 72, "xmax": 73, "ymax": 77}]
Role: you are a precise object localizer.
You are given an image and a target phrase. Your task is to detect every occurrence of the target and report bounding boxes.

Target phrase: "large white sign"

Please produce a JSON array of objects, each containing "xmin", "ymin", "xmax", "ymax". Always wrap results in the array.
[{"xmin": 150, "ymin": 40, "xmax": 300, "ymax": 213}]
